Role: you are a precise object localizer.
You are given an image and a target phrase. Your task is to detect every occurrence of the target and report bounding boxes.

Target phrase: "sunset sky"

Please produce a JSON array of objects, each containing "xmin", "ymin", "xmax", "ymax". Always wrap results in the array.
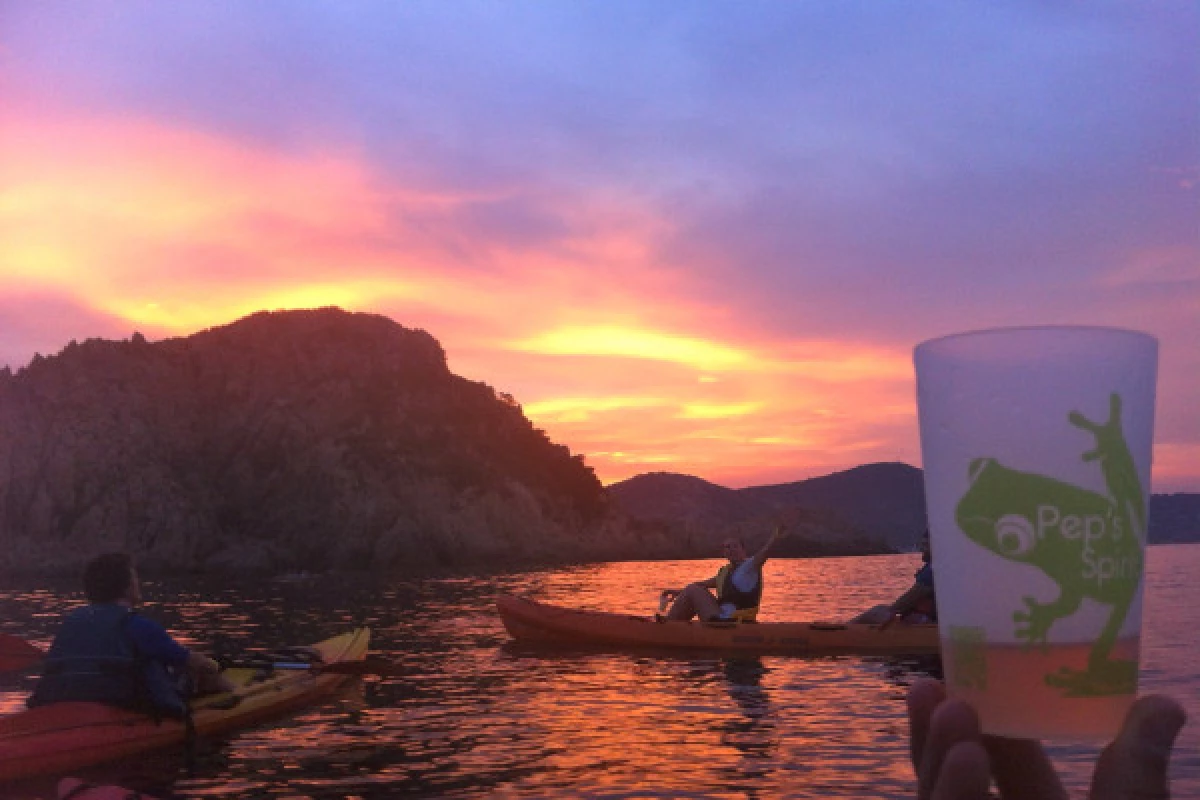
[{"xmin": 1, "ymin": 3, "xmax": 1197, "ymax": 491}]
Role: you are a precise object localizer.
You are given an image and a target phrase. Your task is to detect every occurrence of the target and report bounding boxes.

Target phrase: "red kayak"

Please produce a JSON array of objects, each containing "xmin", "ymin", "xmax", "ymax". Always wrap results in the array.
[
  {"xmin": 0, "ymin": 628, "xmax": 370, "ymax": 782},
  {"xmin": 498, "ymin": 594, "xmax": 939, "ymax": 655},
  {"xmin": 0, "ymin": 633, "xmax": 45, "ymax": 672}
]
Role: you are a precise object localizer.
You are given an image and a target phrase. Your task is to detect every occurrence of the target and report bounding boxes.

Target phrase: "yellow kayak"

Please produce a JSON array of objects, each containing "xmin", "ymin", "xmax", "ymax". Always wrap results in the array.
[
  {"xmin": 0, "ymin": 627, "xmax": 370, "ymax": 782},
  {"xmin": 498, "ymin": 594, "xmax": 938, "ymax": 655}
]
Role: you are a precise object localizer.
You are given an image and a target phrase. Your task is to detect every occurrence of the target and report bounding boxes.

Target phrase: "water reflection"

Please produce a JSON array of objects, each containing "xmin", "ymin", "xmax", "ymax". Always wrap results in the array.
[
  {"xmin": 1, "ymin": 548, "xmax": 1198, "ymax": 798},
  {"xmin": 719, "ymin": 657, "xmax": 774, "ymax": 785}
]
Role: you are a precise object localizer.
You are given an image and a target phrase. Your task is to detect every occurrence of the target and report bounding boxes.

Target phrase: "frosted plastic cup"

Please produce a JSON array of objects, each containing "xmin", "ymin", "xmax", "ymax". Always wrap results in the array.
[{"xmin": 914, "ymin": 326, "xmax": 1157, "ymax": 740}]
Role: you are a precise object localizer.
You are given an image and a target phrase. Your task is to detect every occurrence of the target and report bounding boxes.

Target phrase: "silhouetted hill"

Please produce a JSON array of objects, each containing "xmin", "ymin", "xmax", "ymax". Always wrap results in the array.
[
  {"xmin": 740, "ymin": 463, "xmax": 927, "ymax": 551},
  {"xmin": 603, "ymin": 473, "xmax": 748, "ymax": 528},
  {"xmin": 607, "ymin": 468, "xmax": 903, "ymax": 557},
  {"xmin": 610, "ymin": 464, "xmax": 1200, "ymax": 551},
  {"xmin": 1150, "ymin": 494, "xmax": 1200, "ymax": 544},
  {"xmin": 0, "ymin": 308, "xmax": 671, "ymax": 575}
]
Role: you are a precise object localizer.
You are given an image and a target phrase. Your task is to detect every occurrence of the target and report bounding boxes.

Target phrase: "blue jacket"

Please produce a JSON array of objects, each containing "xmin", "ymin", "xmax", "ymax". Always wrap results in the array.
[{"xmin": 28, "ymin": 604, "xmax": 187, "ymax": 719}]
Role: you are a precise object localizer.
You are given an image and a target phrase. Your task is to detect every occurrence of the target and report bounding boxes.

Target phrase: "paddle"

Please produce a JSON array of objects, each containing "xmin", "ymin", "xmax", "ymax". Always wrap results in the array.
[
  {"xmin": 0, "ymin": 633, "xmax": 400, "ymax": 677},
  {"xmin": 220, "ymin": 654, "xmax": 402, "ymax": 677},
  {"xmin": 0, "ymin": 633, "xmax": 45, "ymax": 672}
]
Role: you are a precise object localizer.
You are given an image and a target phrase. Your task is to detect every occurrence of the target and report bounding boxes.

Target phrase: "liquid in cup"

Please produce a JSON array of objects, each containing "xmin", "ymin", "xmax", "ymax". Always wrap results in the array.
[{"xmin": 914, "ymin": 326, "xmax": 1157, "ymax": 740}]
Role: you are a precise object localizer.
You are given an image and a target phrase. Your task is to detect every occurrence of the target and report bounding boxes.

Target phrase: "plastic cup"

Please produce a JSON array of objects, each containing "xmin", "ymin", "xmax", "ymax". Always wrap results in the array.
[{"xmin": 914, "ymin": 326, "xmax": 1157, "ymax": 740}]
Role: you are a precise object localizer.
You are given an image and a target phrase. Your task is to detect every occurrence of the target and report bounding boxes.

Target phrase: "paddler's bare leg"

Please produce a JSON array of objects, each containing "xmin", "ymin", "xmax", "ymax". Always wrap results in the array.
[
  {"xmin": 666, "ymin": 582, "xmax": 721, "ymax": 621},
  {"xmin": 851, "ymin": 604, "xmax": 895, "ymax": 624}
]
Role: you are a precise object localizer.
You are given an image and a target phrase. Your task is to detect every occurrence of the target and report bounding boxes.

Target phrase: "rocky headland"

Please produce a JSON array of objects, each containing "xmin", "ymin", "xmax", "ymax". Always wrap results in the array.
[
  {"xmin": 5, "ymin": 308, "xmax": 1192, "ymax": 578},
  {"xmin": 0, "ymin": 309, "xmax": 672, "ymax": 575}
]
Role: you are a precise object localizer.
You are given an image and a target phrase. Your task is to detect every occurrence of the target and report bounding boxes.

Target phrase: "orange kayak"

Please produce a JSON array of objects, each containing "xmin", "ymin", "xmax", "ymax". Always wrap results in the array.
[
  {"xmin": 497, "ymin": 594, "xmax": 938, "ymax": 655},
  {"xmin": 0, "ymin": 628, "xmax": 369, "ymax": 783}
]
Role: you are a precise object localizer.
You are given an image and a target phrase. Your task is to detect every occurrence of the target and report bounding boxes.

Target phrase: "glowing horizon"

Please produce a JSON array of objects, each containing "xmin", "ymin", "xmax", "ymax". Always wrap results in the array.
[{"xmin": 1, "ymin": 4, "xmax": 1196, "ymax": 492}]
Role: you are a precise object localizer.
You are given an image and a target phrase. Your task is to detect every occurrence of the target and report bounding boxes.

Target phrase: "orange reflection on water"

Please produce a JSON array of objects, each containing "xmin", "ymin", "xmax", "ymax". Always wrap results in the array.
[
  {"xmin": 11, "ymin": 551, "xmax": 1196, "ymax": 797},
  {"xmin": 471, "ymin": 557, "xmax": 931, "ymax": 797}
]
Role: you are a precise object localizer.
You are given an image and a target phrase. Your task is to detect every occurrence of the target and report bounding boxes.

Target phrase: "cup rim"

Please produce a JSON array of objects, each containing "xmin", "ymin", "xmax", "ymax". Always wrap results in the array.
[{"xmin": 916, "ymin": 324, "xmax": 1158, "ymax": 355}]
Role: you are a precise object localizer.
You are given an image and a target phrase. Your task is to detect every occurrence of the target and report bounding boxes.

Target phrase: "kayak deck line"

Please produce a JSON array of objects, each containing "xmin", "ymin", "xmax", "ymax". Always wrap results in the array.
[
  {"xmin": 0, "ymin": 627, "xmax": 371, "ymax": 782},
  {"xmin": 497, "ymin": 594, "xmax": 939, "ymax": 655}
]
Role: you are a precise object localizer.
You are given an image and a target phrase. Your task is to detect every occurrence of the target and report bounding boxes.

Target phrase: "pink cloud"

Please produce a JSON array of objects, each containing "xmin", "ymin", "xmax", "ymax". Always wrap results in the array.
[{"xmin": 1, "ymin": 107, "xmax": 1197, "ymax": 492}]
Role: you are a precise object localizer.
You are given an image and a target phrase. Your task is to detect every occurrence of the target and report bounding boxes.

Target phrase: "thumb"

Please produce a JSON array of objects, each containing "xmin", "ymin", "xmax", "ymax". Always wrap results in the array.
[{"xmin": 1090, "ymin": 695, "xmax": 1186, "ymax": 800}]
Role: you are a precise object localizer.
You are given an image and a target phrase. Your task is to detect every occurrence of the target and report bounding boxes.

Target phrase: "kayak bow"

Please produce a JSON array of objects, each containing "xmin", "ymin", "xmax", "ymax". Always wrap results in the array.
[{"xmin": 497, "ymin": 594, "xmax": 938, "ymax": 655}]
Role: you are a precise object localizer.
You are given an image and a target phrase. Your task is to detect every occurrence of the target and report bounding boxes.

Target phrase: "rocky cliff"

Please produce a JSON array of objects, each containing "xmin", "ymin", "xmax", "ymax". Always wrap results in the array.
[{"xmin": 0, "ymin": 308, "xmax": 670, "ymax": 575}]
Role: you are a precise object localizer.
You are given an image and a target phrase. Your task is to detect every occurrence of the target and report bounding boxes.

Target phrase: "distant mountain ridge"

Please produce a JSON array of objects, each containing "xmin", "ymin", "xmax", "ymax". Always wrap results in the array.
[
  {"xmin": 739, "ymin": 463, "xmax": 927, "ymax": 551},
  {"xmin": 609, "ymin": 465, "xmax": 1200, "ymax": 550},
  {"xmin": 1149, "ymin": 494, "xmax": 1200, "ymax": 544}
]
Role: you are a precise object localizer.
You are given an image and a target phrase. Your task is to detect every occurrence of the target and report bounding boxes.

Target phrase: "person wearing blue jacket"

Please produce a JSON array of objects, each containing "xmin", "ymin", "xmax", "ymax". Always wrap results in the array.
[{"xmin": 28, "ymin": 552, "xmax": 232, "ymax": 718}]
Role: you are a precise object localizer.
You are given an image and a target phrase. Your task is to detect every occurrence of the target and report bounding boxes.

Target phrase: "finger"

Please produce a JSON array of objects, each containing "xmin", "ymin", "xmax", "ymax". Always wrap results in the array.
[
  {"xmin": 918, "ymin": 697, "xmax": 983, "ymax": 800},
  {"xmin": 983, "ymin": 735, "xmax": 1067, "ymax": 800},
  {"xmin": 931, "ymin": 741, "xmax": 991, "ymax": 800},
  {"xmin": 1090, "ymin": 694, "xmax": 1187, "ymax": 800},
  {"xmin": 908, "ymin": 678, "xmax": 947, "ymax": 772}
]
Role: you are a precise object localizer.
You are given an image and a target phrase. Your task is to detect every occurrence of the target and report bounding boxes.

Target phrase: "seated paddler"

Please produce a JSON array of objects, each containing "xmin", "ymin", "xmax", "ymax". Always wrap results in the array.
[
  {"xmin": 661, "ymin": 525, "xmax": 787, "ymax": 623},
  {"xmin": 28, "ymin": 552, "xmax": 234, "ymax": 718},
  {"xmin": 851, "ymin": 529, "xmax": 937, "ymax": 626}
]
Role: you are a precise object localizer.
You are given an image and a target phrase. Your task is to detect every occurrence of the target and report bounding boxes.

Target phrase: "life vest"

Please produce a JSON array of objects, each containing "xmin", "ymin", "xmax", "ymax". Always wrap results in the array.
[
  {"xmin": 913, "ymin": 563, "xmax": 938, "ymax": 622},
  {"xmin": 28, "ymin": 604, "xmax": 187, "ymax": 719},
  {"xmin": 715, "ymin": 562, "xmax": 762, "ymax": 622}
]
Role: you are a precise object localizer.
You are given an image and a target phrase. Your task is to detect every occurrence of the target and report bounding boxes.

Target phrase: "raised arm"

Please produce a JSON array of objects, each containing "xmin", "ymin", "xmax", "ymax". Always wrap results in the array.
[{"xmin": 748, "ymin": 525, "xmax": 786, "ymax": 572}]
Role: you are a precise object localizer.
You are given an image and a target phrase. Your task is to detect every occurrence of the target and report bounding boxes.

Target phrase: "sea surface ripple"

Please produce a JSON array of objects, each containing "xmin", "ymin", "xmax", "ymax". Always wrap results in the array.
[{"xmin": 2, "ymin": 545, "xmax": 1197, "ymax": 799}]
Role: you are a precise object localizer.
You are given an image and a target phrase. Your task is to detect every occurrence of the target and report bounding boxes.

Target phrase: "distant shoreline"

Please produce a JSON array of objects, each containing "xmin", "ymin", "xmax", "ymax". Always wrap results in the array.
[{"xmin": 4, "ymin": 541, "xmax": 1197, "ymax": 585}]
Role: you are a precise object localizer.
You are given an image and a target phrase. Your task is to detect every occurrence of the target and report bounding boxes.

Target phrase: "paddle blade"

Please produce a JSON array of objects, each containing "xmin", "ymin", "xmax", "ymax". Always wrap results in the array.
[
  {"xmin": 0, "ymin": 633, "xmax": 45, "ymax": 672},
  {"xmin": 319, "ymin": 656, "xmax": 402, "ymax": 677}
]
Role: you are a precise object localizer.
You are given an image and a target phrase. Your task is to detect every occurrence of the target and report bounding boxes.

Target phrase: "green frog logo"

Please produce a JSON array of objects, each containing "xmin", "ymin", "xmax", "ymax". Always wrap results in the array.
[{"xmin": 955, "ymin": 393, "xmax": 1145, "ymax": 697}]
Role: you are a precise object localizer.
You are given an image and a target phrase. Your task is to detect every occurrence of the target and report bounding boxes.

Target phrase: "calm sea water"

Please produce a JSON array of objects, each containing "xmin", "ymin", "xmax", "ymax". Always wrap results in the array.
[{"xmin": 2, "ymin": 544, "xmax": 1197, "ymax": 799}]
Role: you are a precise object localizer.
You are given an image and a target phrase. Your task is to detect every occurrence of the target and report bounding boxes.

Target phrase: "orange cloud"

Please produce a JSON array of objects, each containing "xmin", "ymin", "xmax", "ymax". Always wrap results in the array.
[
  {"xmin": 2, "ymin": 116, "xmax": 440, "ymax": 329},
  {"xmin": 1152, "ymin": 442, "xmax": 1200, "ymax": 494},
  {"xmin": 502, "ymin": 339, "xmax": 917, "ymax": 487},
  {"xmin": 495, "ymin": 317, "xmax": 918, "ymax": 485},
  {"xmin": 678, "ymin": 401, "xmax": 763, "ymax": 419},
  {"xmin": 512, "ymin": 326, "xmax": 755, "ymax": 371}
]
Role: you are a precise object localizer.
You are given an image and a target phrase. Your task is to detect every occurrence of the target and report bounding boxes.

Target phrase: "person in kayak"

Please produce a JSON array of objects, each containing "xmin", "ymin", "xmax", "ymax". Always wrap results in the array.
[
  {"xmin": 662, "ymin": 525, "xmax": 787, "ymax": 622},
  {"xmin": 28, "ymin": 552, "xmax": 233, "ymax": 718},
  {"xmin": 852, "ymin": 529, "xmax": 936, "ymax": 626}
]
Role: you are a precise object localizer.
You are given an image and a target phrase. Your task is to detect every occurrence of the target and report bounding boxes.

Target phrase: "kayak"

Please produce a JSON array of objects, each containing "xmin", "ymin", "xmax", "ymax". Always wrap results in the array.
[
  {"xmin": 57, "ymin": 777, "xmax": 159, "ymax": 799},
  {"xmin": 0, "ymin": 628, "xmax": 369, "ymax": 783},
  {"xmin": 497, "ymin": 594, "xmax": 938, "ymax": 655}
]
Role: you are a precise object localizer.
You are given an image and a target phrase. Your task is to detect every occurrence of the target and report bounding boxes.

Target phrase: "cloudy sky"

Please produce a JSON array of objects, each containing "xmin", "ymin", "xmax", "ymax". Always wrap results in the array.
[{"xmin": 2, "ymin": 2, "xmax": 1197, "ymax": 490}]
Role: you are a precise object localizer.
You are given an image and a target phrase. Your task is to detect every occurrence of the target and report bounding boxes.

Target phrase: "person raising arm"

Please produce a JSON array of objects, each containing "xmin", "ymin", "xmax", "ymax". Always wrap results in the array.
[{"xmin": 663, "ymin": 525, "xmax": 787, "ymax": 623}]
